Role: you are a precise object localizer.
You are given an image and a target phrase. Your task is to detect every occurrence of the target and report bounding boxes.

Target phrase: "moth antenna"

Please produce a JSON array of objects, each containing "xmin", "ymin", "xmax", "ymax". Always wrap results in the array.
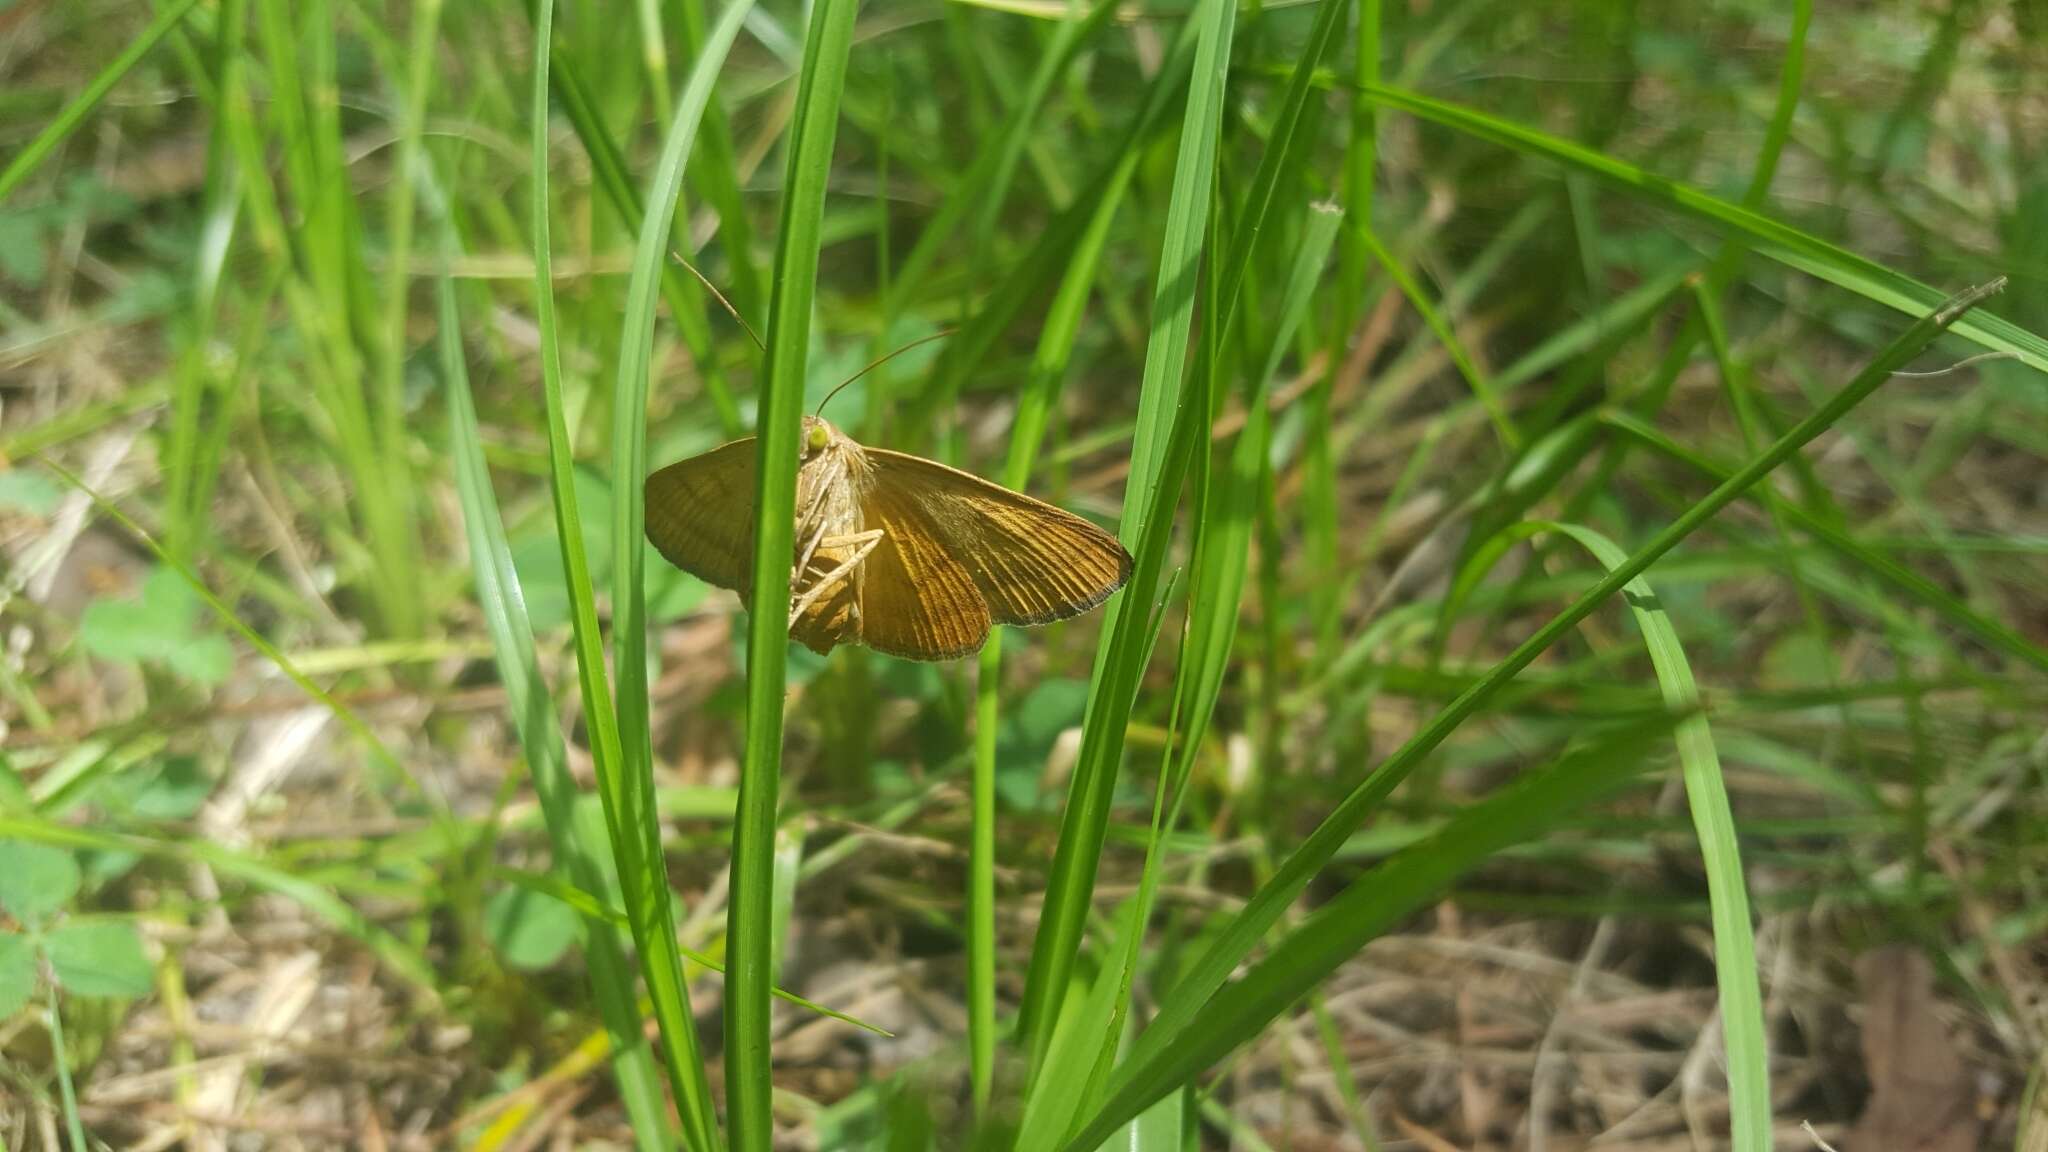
[
  {"xmin": 669, "ymin": 249, "xmax": 765, "ymax": 351},
  {"xmin": 816, "ymin": 329, "xmax": 956, "ymax": 419}
]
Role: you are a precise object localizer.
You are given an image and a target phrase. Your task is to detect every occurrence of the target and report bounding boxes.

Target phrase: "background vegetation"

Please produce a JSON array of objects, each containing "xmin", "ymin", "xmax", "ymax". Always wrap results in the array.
[{"xmin": 1, "ymin": 0, "xmax": 2044, "ymax": 1148}]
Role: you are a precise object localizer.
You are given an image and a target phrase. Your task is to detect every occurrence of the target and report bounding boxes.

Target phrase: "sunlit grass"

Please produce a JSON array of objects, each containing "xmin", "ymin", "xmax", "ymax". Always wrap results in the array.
[{"xmin": 3, "ymin": 1, "xmax": 2045, "ymax": 1149}]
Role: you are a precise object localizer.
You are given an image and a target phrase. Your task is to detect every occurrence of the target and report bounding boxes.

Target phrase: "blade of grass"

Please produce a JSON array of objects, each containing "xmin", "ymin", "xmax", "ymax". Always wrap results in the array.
[
  {"xmin": 1014, "ymin": 0, "xmax": 1235, "ymax": 1070},
  {"xmin": 1561, "ymin": 0, "xmax": 1810, "ymax": 528},
  {"xmin": 671, "ymin": 0, "xmax": 764, "ymax": 321},
  {"xmin": 441, "ymin": 275, "xmax": 677, "ymax": 1152},
  {"xmin": 1027, "ymin": 205, "xmax": 1229, "ymax": 1147},
  {"xmin": 1100, "ymin": 280, "xmax": 2007, "ymax": 1104},
  {"xmin": 1354, "ymin": 220, "xmax": 1517, "ymax": 449},
  {"xmin": 963, "ymin": 12, "xmax": 1178, "ymax": 1110},
  {"xmin": 0, "ymin": 0, "xmax": 205, "ymax": 203},
  {"xmin": 1207, "ymin": 0, "xmax": 1353, "ymax": 343},
  {"xmin": 1359, "ymin": 84, "xmax": 2048, "ymax": 374},
  {"xmin": 1066, "ymin": 717, "xmax": 1675, "ymax": 1148},
  {"xmin": 161, "ymin": 0, "xmax": 247, "ymax": 562},
  {"xmin": 1013, "ymin": 570, "xmax": 1187, "ymax": 1151},
  {"xmin": 1315, "ymin": 0, "xmax": 1379, "ymax": 662},
  {"xmin": 289, "ymin": 0, "xmax": 424, "ymax": 640},
  {"xmin": 729, "ymin": 0, "xmax": 859, "ymax": 1144},
  {"xmin": 913, "ymin": 23, "xmax": 1199, "ymax": 438},
  {"xmin": 528, "ymin": 1, "xmax": 740, "ymax": 1145},
  {"xmin": 1527, "ymin": 520, "xmax": 1769, "ymax": 1151},
  {"xmin": 1171, "ymin": 203, "xmax": 1341, "ymax": 841},
  {"xmin": 889, "ymin": 0, "xmax": 1121, "ymax": 314},
  {"xmin": 1018, "ymin": 0, "xmax": 1364, "ymax": 1069},
  {"xmin": 527, "ymin": 3, "xmax": 745, "ymax": 436},
  {"xmin": 375, "ymin": 0, "xmax": 444, "ymax": 600},
  {"xmin": 45, "ymin": 963, "xmax": 88, "ymax": 1150},
  {"xmin": 1597, "ymin": 409, "xmax": 2048, "ymax": 674}
]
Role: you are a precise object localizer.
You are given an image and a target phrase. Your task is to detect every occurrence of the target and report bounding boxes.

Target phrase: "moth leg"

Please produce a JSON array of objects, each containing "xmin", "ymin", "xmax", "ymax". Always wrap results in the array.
[
  {"xmin": 793, "ymin": 453, "xmax": 842, "ymax": 541},
  {"xmin": 790, "ymin": 455, "xmax": 845, "ymax": 580},
  {"xmin": 792, "ymin": 517, "xmax": 830, "ymax": 594},
  {"xmin": 787, "ymin": 528, "xmax": 883, "ymax": 627}
]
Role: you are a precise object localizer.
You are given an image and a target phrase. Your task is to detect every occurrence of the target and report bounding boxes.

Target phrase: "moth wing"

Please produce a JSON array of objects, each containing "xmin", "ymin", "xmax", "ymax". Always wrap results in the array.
[
  {"xmin": 858, "ymin": 477, "xmax": 994, "ymax": 660},
  {"xmin": 644, "ymin": 437, "xmax": 758, "ymax": 595},
  {"xmin": 865, "ymin": 449, "xmax": 1133, "ymax": 628}
]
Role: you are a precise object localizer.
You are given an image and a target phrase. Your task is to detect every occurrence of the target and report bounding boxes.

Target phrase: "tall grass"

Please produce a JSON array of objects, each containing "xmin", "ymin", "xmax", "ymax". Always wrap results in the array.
[
  {"xmin": 9, "ymin": 2, "xmax": 2047, "ymax": 1149},
  {"xmin": 729, "ymin": 0, "xmax": 859, "ymax": 1143}
]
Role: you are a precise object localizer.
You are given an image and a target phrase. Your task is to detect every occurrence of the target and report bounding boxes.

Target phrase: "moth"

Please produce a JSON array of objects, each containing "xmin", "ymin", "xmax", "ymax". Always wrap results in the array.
[{"xmin": 644, "ymin": 416, "xmax": 1133, "ymax": 661}]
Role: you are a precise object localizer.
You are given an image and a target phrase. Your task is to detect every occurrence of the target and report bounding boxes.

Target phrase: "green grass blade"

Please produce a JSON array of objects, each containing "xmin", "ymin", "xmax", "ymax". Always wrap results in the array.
[
  {"xmin": 1361, "ymin": 84, "xmax": 2048, "ymax": 375},
  {"xmin": 606, "ymin": 12, "xmax": 760, "ymax": 1136},
  {"xmin": 969, "ymin": 637, "xmax": 1000, "ymax": 1113},
  {"xmin": 1355, "ymin": 221, "xmax": 1516, "ymax": 448},
  {"xmin": 1320, "ymin": 0, "xmax": 1380, "ymax": 663},
  {"xmin": 1598, "ymin": 410, "xmax": 2048, "ymax": 674},
  {"xmin": 533, "ymin": 11, "xmax": 745, "ymax": 436},
  {"xmin": 527, "ymin": 1, "xmax": 732, "ymax": 1145},
  {"xmin": 1527, "ymin": 521, "xmax": 1769, "ymax": 1151},
  {"xmin": 1718, "ymin": 0, "xmax": 1809, "ymax": 277},
  {"xmin": 1013, "ymin": 573, "xmax": 1185, "ymax": 1150},
  {"xmin": 439, "ymin": 276, "xmax": 677, "ymax": 1152},
  {"xmin": 1067, "ymin": 718, "xmax": 1674, "ymax": 1149},
  {"xmin": 729, "ymin": 0, "xmax": 859, "ymax": 1143},
  {"xmin": 1209, "ymin": 0, "xmax": 1352, "ymax": 341},
  {"xmin": 891, "ymin": 0, "xmax": 1120, "ymax": 312},
  {"xmin": 0, "ymin": 0, "xmax": 205, "ymax": 204},
  {"xmin": 672, "ymin": 0, "xmax": 764, "ymax": 321},
  {"xmin": 1026, "ymin": 214, "xmax": 1223, "ymax": 1146},
  {"xmin": 964, "ymin": 18, "xmax": 1167, "ymax": 1110},
  {"xmin": 1014, "ymin": 909, "xmax": 1138, "ymax": 1152},
  {"xmin": 376, "ymin": 0, "xmax": 444, "ymax": 603},
  {"xmin": 1015, "ymin": 0, "xmax": 1235, "ymax": 1069},
  {"xmin": 1172, "ymin": 203, "xmax": 1341, "ymax": 817},
  {"xmin": 1102, "ymin": 280, "xmax": 2007, "ymax": 1101},
  {"xmin": 915, "ymin": 23, "xmax": 1199, "ymax": 438}
]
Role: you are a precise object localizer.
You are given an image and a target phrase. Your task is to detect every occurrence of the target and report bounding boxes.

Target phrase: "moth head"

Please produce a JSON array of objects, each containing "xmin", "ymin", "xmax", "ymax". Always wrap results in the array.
[{"xmin": 801, "ymin": 415, "xmax": 835, "ymax": 459}]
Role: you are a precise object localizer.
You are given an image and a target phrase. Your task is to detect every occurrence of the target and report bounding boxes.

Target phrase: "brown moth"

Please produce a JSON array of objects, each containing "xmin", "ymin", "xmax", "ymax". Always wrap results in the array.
[{"xmin": 644, "ymin": 416, "xmax": 1133, "ymax": 661}]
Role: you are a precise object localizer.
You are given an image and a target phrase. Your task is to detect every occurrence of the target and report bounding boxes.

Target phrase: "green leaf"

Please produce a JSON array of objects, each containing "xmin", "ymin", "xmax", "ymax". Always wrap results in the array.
[
  {"xmin": 0, "ymin": 931, "xmax": 35, "ymax": 1017},
  {"xmin": 0, "ymin": 470, "xmax": 59, "ymax": 514},
  {"xmin": 0, "ymin": 839, "xmax": 79, "ymax": 925},
  {"xmin": 128, "ymin": 757, "xmax": 213, "ymax": 822},
  {"xmin": 0, "ymin": 213, "xmax": 49, "ymax": 286},
  {"xmin": 78, "ymin": 567, "xmax": 233, "ymax": 685},
  {"xmin": 45, "ymin": 918, "xmax": 153, "ymax": 998},
  {"xmin": 485, "ymin": 885, "xmax": 582, "ymax": 971}
]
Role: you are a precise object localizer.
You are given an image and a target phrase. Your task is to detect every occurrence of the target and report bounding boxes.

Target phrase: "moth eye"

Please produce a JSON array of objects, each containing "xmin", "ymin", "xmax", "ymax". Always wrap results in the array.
[{"xmin": 807, "ymin": 425, "xmax": 830, "ymax": 453}]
